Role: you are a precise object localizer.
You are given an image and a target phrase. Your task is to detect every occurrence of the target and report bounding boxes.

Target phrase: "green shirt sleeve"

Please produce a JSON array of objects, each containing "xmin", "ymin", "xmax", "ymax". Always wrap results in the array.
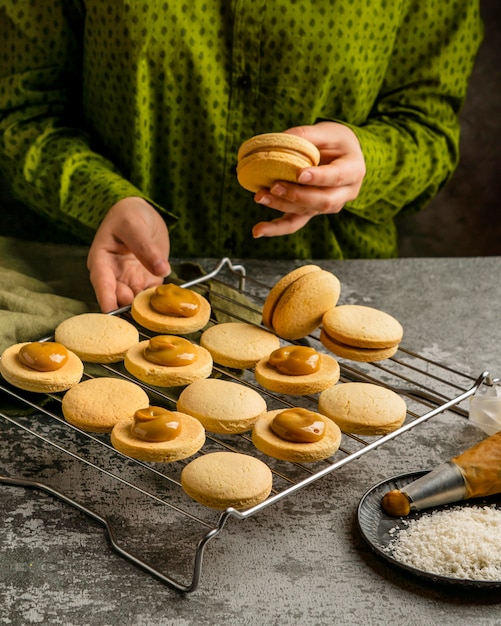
[
  {"xmin": 337, "ymin": 0, "xmax": 483, "ymax": 224},
  {"xmin": 0, "ymin": 1, "xmax": 175, "ymax": 243}
]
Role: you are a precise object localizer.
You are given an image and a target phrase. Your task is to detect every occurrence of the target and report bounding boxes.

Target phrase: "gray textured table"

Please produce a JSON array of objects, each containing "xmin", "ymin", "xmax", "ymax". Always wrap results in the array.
[{"xmin": 1, "ymin": 257, "xmax": 500, "ymax": 625}]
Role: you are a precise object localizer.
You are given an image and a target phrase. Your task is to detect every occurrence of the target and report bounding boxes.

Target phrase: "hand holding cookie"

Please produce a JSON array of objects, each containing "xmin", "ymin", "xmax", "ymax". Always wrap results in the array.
[{"xmin": 246, "ymin": 122, "xmax": 366, "ymax": 238}]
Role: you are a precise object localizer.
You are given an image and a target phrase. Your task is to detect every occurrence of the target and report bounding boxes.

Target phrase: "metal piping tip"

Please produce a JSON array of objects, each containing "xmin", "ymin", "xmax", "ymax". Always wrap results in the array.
[{"xmin": 382, "ymin": 462, "xmax": 468, "ymax": 517}]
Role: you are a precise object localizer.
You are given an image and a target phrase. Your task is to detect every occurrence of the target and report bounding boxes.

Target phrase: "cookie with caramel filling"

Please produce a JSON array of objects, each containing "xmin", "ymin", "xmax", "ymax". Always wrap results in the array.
[
  {"xmin": 0, "ymin": 341, "xmax": 83, "ymax": 393},
  {"xmin": 131, "ymin": 284, "xmax": 211, "ymax": 334},
  {"xmin": 254, "ymin": 346, "xmax": 340, "ymax": 395},
  {"xmin": 252, "ymin": 408, "xmax": 342, "ymax": 462},
  {"xmin": 111, "ymin": 408, "xmax": 205, "ymax": 462},
  {"xmin": 124, "ymin": 336, "xmax": 213, "ymax": 387}
]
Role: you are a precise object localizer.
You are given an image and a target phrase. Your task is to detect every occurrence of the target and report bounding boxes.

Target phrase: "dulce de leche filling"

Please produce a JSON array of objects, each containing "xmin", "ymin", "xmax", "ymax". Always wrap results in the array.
[
  {"xmin": 271, "ymin": 408, "xmax": 325, "ymax": 443},
  {"xmin": 451, "ymin": 430, "xmax": 501, "ymax": 498},
  {"xmin": 150, "ymin": 283, "xmax": 199, "ymax": 317},
  {"xmin": 18, "ymin": 341, "xmax": 69, "ymax": 372},
  {"xmin": 131, "ymin": 406, "xmax": 182, "ymax": 442},
  {"xmin": 268, "ymin": 346, "xmax": 320, "ymax": 376},
  {"xmin": 144, "ymin": 335, "xmax": 198, "ymax": 367}
]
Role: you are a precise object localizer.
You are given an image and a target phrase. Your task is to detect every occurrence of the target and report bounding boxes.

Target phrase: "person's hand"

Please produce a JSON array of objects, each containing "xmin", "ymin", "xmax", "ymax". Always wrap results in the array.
[
  {"xmin": 87, "ymin": 197, "xmax": 171, "ymax": 312},
  {"xmin": 252, "ymin": 121, "xmax": 366, "ymax": 238}
]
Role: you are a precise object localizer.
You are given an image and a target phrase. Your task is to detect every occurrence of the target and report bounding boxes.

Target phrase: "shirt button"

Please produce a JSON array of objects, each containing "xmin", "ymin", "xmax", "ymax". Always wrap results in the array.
[
  {"xmin": 237, "ymin": 74, "xmax": 251, "ymax": 89},
  {"xmin": 224, "ymin": 236, "xmax": 237, "ymax": 252}
]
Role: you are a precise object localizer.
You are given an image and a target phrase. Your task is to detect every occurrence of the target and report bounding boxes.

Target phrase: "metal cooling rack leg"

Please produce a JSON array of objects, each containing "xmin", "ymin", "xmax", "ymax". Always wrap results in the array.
[{"xmin": 0, "ymin": 475, "xmax": 228, "ymax": 593}]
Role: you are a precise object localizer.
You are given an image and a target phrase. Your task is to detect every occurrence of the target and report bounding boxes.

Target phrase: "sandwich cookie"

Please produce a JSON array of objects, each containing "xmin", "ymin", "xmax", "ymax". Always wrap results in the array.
[
  {"xmin": 61, "ymin": 377, "xmax": 150, "ymax": 433},
  {"xmin": 55, "ymin": 313, "xmax": 139, "ymax": 363},
  {"xmin": 181, "ymin": 451, "xmax": 273, "ymax": 510},
  {"xmin": 254, "ymin": 345, "xmax": 340, "ymax": 395},
  {"xmin": 262, "ymin": 265, "xmax": 341, "ymax": 340},
  {"xmin": 320, "ymin": 304, "xmax": 403, "ymax": 362},
  {"xmin": 237, "ymin": 132, "xmax": 321, "ymax": 193},
  {"xmin": 124, "ymin": 335, "xmax": 213, "ymax": 387},
  {"xmin": 318, "ymin": 382, "xmax": 407, "ymax": 435},
  {"xmin": 177, "ymin": 378, "xmax": 267, "ymax": 434},
  {"xmin": 111, "ymin": 406, "xmax": 205, "ymax": 462},
  {"xmin": 0, "ymin": 341, "xmax": 83, "ymax": 393},
  {"xmin": 131, "ymin": 283, "xmax": 211, "ymax": 334},
  {"xmin": 252, "ymin": 407, "xmax": 342, "ymax": 463},
  {"xmin": 200, "ymin": 322, "xmax": 280, "ymax": 369}
]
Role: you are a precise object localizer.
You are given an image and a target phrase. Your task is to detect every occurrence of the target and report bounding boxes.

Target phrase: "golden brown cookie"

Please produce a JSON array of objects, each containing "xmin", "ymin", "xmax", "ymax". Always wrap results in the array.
[
  {"xmin": 111, "ymin": 409, "xmax": 205, "ymax": 462},
  {"xmin": 55, "ymin": 313, "xmax": 139, "ymax": 363},
  {"xmin": 254, "ymin": 350, "xmax": 340, "ymax": 395},
  {"xmin": 252, "ymin": 408, "xmax": 342, "ymax": 462},
  {"xmin": 318, "ymin": 382, "xmax": 407, "ymax": 435},
  {"xmin": 61, "ymin": 377, "xmax": 150, "ymax": 433},
  {"xmin": 262, "ymin": 265, "xmax": 341, "ymax": 340},
  {"xmin": 0, "ymin": 341, "xmax": 84, "ymax": 393},
  {"xmin": 320, "ymin": 304, "xmax": 403, "ymax": 362},
  {"xmin": 177, "ymin": 378, "xmax": 267, "ymax": 434},
  {"xmin": 319, "ymin": 329, "xmax": 399, "ymax": 362},
  {"xmin": 199, "ymin": 322, "xmax": 280, "ymax": 369},
  {"xmin": 131, "ymin": 285, "xmax": 211, "ymax": 334},
  {"xmin": 124, "ymin": 337, "xmax": 213, "ymax": 387},
  {"xmin": 262, "ymin": 265, "xmax": 320, "ymax": 330},
  {"xmin": 237, "ymin": 132, "xmax": 320, "ymax": 193},
  {"xmin": 181, "ymin": 451, "xmax": 273, "ymax": 510}
]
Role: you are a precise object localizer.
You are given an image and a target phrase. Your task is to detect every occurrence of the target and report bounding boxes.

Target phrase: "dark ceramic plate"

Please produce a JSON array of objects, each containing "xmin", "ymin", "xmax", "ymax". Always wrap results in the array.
[{"xmin": 357, "ymin": 470, "xmax": 501, "ymax": 588}]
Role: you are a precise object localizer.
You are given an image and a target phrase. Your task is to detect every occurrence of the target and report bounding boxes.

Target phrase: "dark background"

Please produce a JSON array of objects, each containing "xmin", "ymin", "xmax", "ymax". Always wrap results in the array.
[{"xmin": 1, "ymin": 0, "xmax": 500, "ymax": 256}]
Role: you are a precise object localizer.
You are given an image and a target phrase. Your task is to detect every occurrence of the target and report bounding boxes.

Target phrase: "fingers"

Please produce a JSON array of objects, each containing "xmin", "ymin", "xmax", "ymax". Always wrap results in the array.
[
  {"xmin": 111, "ymin": 201, "xmax": 171, "ymax": 278},
  {"xmin": 253, "ymin": 213, "xmax": 313, "ymax": 238},
  {"xmin": 88, "ymin": 257, "xmax": 120, "ymax": 313}
]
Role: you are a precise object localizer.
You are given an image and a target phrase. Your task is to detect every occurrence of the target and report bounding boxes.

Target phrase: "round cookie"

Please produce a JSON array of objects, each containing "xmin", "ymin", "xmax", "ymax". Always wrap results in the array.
[
  {"xmin": 252, "ymin": 409, "xmax": 342, "ymax": 463},
  {"xmin": 61, "ymin": 377, "xmax": 150, "ymax": 433},
  {"xmin": 111, "ymin": 410, "xmax": 205, "ymax": 462},
  {"xmin": 237, "ymin": 132, "xmax": 320, "ymax": 193},
  {"xmin": 55, "ymin": 313, "xmax": 139, "ymax": 363},
  {"xmin": 181, "ymin": 452, "xmax": 273, "ymax": 510},
  {"xmin": 177, "ymin": 378, "xmax": 267, "ymax": 434},
  {"xmin": 262, "ymin": 266, "xmax": 341, "ymax": 340},
  {"xmin": 262, "ymin": 264, "xmax": 320, "ymax": 330},
  {"xmin": 0, "ymin": 342, "xmax": 83, "ymax": 393},
  {"xmin": 318, "ymin": 382, "xmax": 407, "ymax": 435},
  {"xmin": 254, "ymin": 351, "xmax": 340, "ymax": 396},
  {"xmin": 131, "ymin": 285, "xmax": 211, "ymax": 334},
  {"xmin": 124, "ymin": 339, "xmax": 213, "ymax": 387},
  {"xmin": 200, "ymin": 322, "xmax": 280, "ymax": 369},
  {"xmin": 322, "ymin": 305, "xmax": 403, "ymax": 350},
  {"xmin": 319, "ymin": 329, "xmax": 399, "ymax": 363}
]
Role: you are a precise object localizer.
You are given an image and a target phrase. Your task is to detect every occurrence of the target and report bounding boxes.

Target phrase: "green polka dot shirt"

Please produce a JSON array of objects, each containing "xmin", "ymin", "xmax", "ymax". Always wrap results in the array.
[{"xmin": 0, "ymin": 0, "xmax": 482, "ymax": 259}]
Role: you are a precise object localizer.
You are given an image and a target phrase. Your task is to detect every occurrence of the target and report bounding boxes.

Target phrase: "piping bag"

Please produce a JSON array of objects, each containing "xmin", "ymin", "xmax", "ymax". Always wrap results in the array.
[{"xmin": 382, "ymin": 430, "xmax": 501, "ymax": 517}]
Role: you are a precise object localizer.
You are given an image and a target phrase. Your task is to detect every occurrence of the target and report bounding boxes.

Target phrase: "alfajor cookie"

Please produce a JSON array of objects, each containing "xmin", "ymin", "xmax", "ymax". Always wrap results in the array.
[
  {"xmin": 252, "ymin": 408, "xmax": 342, "ymax": 463},
  {"xmin": 55, "ymin": 313, "xmax": 139, "ymax": 363},
  {"xmin": 199, "ymin": 322, "xmax": 280, "ymax": 369},
  {"xmin": 320, "ymin": 304, "xmax": 403, "ymax": 362},
  {"xmin": 318, "ymin": 382, "xmax": 407, "ymax": 435},
  {"xmin": 177, "ymin": 378, "xmax": 267, "ymax": 434},
  {"xmin": 124, "ymin": 336, "xmax": 213, "ymax": 387},
  {"xmin": 61, "ymin": 377, "xmax": 150, "ymax": 433},
  {"xmin": 237, "ymin": 132, "xmax": 320, "ymax": 193},
  {"xmin": 254, "ymin": 345, "xmax": 340, "ymax": 395},
  {"xmin": 0, "ymin": 341, "xmax": 83, "ymax": 393},
  {"xmin": 262, "ymin": 265, "xmax": 341, "ymax": 340},
  {"xmin": 131, "ymin": 283, "xmax": 211, "ymax": 334},
  {"xmin": 111, "ymin": 406, "xmax": 205, "ymax": 463},
  {"xmin": 181, "ymin": 451, "xmax": 273, "ymax": 510}
]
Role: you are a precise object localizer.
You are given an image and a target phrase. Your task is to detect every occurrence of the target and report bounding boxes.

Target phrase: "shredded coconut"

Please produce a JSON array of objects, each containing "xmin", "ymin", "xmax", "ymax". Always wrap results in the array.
[{"xmin": 384, "ymin": 505, "xmax": 501, "ymax": 581}]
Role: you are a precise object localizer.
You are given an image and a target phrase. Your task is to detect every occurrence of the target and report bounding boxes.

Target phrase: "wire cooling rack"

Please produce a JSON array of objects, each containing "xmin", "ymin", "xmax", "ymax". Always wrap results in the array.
[{"xmin": 0, "ymin": 259, "xmax": 492, "ymax": 592}]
